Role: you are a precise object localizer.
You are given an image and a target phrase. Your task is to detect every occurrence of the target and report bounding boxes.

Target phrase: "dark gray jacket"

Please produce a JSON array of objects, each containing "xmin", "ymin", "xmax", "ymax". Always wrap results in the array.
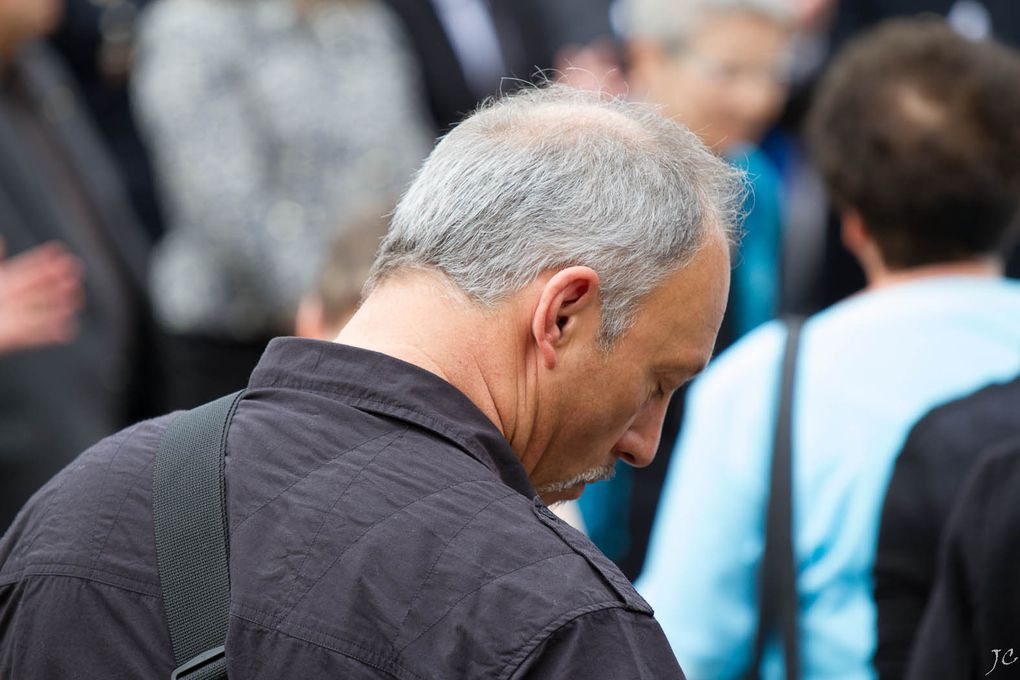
[{"xmin": 0, "ymin": 338, "xmax": 683, "ymax": 679}]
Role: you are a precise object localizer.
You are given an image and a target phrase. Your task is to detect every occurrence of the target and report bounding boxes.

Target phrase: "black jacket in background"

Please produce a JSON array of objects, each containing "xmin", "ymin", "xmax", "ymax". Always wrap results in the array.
[
  {"xmin": 830, "ymin": 0, "xmax": 1020, "ymax": 53},
  {"xmin": 905, "ymin": 436, "xmax": 1020, "ymax": 679},
  {"xmin": 874, "ymin": 375, "xmax": 1020, "ymax": 679},
  {"xmin": 0, "ymin": 43, "xmax": 153, "ymax": 531},
  {"xmin": 0, "ymin": 338, "xmax": 683, "ymax": 679},
  {"xmin": 48, "ymin": 0, "xmax": 165, "ymax": 241},
  {"xmin": 379, "ymin": 0, "xmax": 554, "ymax": 134}
]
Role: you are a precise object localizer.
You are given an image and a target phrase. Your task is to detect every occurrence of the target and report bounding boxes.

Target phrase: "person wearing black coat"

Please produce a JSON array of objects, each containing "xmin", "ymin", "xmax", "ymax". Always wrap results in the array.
[
  {"xmin": 905, "ymin": 434, "xmax": 1020, "ymax": 679},
  {"xmin": 874, "ymin": 375, "xmax": 1020, "ymax": 678}
]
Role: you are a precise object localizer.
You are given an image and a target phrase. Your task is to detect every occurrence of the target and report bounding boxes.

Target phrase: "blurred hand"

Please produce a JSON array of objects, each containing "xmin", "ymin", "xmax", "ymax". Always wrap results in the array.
[{"xmin": 0, "ymin": 238, "xmax": 84, "ymax": 355}]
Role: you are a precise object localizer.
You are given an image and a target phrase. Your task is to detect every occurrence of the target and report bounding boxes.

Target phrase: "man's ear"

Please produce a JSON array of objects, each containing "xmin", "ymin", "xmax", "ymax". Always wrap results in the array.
[{"xmin": 531, "ymin": 267, "xmax": 601, "ymax": 369}]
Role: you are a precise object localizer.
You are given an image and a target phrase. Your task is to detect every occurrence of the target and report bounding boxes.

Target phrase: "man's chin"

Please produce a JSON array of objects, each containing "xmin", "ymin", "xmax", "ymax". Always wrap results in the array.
[
  {"xmin": 535, "ymin": 463, "xmax": 617, "ymax": 506},
  {"xmin": 539, "ymin": 483, "xmax": 586, "ymax": 507}
]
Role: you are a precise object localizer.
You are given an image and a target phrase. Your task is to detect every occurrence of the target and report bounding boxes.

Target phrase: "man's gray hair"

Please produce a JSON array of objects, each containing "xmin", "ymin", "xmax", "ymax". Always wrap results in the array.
[
  {"xmin": 367, "ymin": 84, "xmax": 745, "ymax": 347},
  {"xmin": 625, "ymin": 0, "xmax": 793, "ymax": 48}
]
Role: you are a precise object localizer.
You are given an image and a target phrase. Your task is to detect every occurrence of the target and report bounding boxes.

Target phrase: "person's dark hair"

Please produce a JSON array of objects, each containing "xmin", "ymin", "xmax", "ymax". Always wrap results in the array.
[{"xmin": 807, "ymin": 18, "xmax": 1020, "ymax": 269}]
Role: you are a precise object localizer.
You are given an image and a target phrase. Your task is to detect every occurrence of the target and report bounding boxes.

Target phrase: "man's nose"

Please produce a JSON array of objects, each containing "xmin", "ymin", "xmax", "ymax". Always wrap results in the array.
[{"xmin": 614, "ymin": 400, "xmax": 669, "ymax": 468}]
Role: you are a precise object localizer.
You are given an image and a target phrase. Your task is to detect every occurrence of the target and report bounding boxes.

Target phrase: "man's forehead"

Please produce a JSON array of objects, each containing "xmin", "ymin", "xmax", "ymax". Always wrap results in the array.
[{"xmin": 649, "ymin": 230, "xmax": 729, "ymax": 304}]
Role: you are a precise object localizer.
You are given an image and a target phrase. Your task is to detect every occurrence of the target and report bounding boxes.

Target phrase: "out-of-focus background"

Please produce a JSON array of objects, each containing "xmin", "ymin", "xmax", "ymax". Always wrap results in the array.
[{"xmin": 2, "ymin": 0, "xmax": 1019, "ymax": 576}]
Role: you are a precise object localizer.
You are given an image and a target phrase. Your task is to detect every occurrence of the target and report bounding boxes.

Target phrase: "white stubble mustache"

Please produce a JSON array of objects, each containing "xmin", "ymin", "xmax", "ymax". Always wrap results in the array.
[{"xmin": 535, "ymin": 461, "xmax": 617, "ymax": 495}]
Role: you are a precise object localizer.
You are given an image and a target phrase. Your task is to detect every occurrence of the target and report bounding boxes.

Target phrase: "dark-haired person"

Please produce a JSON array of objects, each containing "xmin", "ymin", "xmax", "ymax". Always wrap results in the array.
[{"xmin": 637, "ymin": 18, "xmax": 1020, "ymax": 680}]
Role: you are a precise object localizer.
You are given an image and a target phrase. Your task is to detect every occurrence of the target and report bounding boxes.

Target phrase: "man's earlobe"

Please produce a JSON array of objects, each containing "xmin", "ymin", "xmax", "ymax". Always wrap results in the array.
[{"xmin": 533, "ymin": 299, "xmax": 561, "ymax": 370}]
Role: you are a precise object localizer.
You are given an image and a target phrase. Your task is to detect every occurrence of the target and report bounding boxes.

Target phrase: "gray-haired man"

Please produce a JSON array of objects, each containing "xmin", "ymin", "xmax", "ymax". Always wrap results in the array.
[{"xmin": 0, "ymin": 85, "xmax": 740, "ymax": 678}]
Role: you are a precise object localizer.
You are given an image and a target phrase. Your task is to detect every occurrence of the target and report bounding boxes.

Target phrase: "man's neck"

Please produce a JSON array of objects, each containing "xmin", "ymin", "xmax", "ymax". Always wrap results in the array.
[
  {"xmin": 865, "ymin": 256, "xmax": 1003, "ymax": 291},
  {"xmin": 335, "ymin": 272, "xmax": 521, "ymax": 441}
]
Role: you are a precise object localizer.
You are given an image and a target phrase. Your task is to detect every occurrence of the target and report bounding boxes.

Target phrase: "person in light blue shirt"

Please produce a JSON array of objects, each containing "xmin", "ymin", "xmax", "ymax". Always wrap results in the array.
[{"xmin": 638, "ymin": 18, "xmax": 1020, "ymax": 680}]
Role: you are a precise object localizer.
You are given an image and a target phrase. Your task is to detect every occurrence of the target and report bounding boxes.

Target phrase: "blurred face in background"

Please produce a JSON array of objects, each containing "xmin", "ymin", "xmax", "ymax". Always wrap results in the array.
[
  {"xmin": 630, "ymin": 11, "xmax": 792, "ymax": 152},
  {"xmin": 0, "ymin": 0, "xmax": 63, "ymax": 55}
]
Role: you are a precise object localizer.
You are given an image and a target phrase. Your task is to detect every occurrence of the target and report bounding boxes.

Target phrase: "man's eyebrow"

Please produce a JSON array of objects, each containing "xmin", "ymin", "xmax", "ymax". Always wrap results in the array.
[{"xmin": 657, "ymin": 360, "xmax": 708, "ymax": 384}]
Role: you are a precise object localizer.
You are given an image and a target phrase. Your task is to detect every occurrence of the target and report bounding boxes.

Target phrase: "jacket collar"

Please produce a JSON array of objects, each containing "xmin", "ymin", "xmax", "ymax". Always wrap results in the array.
[{"xmin": 249, "ymin": 337, "xmax": 538, "ymax": 499}]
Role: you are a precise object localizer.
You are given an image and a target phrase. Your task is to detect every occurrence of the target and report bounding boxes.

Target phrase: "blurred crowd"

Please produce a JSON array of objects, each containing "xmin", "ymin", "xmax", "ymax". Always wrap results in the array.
[{"xmin": 2, "ymin": 0, "xmax": 1020, "ymax": 677}]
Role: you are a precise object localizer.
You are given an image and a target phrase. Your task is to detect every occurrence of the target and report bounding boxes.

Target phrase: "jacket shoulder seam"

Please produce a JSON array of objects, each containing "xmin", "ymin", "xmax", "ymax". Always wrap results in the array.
[{"xmin": 500, "ymin": 602, "xmax": 641, "ymax": 680}]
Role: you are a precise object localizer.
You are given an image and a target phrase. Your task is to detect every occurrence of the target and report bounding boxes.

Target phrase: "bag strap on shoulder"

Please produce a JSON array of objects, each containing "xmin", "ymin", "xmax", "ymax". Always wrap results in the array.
[
  {"xmin": 746, "ymin": 317, "xmax": 803, "ymax": 680},
  {"xmin": 153, "ymin": 390, "xmax": 245, "ymax": 680}
]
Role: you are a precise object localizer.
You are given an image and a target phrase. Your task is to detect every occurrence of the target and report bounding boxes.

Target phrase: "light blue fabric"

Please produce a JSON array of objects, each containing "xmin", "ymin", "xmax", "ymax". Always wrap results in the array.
[{"xmin": 638, "ymin": 276, "xmax": 1020, "ymax": 680}]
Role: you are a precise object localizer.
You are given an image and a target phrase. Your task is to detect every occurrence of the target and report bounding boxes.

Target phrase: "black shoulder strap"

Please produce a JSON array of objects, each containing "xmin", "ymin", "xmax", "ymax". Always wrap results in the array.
[
  {"xmin": 746, "ymin": 317, "xmax": 803, "ymax": 680},
  {"xmin": 153, "ymin": 390, "xmax": 245, "ymax": 680}
]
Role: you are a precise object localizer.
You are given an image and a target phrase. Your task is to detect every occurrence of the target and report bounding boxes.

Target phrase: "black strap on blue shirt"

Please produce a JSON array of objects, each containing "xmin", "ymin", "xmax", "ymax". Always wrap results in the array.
[
  {"xmin": 152, "ymin": 390, "xmax": 245, "ymax": 680},
  {"xmin": 745, "ymin": 317, "xmax": 803, "ymax": 680}
]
